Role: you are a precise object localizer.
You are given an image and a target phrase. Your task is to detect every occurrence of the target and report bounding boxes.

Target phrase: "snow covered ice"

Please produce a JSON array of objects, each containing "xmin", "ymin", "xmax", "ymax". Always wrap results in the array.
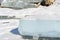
[{"xmin": 0, "ymin": 0, "xmax": 60, "ymax": 40}]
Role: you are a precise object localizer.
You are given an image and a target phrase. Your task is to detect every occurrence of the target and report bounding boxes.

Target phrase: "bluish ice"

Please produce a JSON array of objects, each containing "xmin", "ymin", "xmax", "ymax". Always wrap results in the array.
[{"xmin": 18, "ymin": 20, "xmax": 60, "ymax": 37}]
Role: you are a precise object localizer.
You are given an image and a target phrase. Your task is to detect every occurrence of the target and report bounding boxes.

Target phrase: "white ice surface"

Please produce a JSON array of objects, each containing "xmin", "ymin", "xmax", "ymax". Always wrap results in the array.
[
  {"xmin": 0, "ymin": 1, "xmax": 60, "ymax": 19},
  {"xmin": 0, "ymin": 19, "xmax": 22, "ymax": 40},
  {"xmin": 0, "ymin": 0, "xmax": 60, "ymax": 40}
]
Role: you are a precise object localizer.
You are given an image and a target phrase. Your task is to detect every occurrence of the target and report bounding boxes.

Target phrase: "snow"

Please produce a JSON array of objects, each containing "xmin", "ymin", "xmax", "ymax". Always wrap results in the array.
[
  {"xmin": 0, "ymin": 19, "xmax": 21, "ymax": 40},
  {"xmin": 0, "ymin": 0, "xmax": 60, "ymax": 40},
  {"xmin": 0, "ymin": 0, "xmax": 60, "ymax": 19}
]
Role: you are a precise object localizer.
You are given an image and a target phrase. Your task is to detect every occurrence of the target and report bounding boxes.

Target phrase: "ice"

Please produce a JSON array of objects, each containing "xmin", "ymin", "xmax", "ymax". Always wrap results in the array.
[
  {"xmin": 18, "ymin": 0, "xmax": 60, "ymax": 38},
  {"xmin": 20, "ymin": 2, "xmax": 60, "ymax": 20},
  {"xmin": 0, "ymin": 0, "xmax": 60, "ymax": 39},
  {"xmin": 1, "ymin": 0, "xmax": 43, "ymax": 8},
  {"xmin": 0, "ymin": 1, "xmax": 60, "ymax": 19},
  {"xmin": 20, "ymin": 0, "xmax": 42, "ymax": 2},
  {"xmin": 18, "ymin": 20, "xmax": 60, "ymax": 37}
]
